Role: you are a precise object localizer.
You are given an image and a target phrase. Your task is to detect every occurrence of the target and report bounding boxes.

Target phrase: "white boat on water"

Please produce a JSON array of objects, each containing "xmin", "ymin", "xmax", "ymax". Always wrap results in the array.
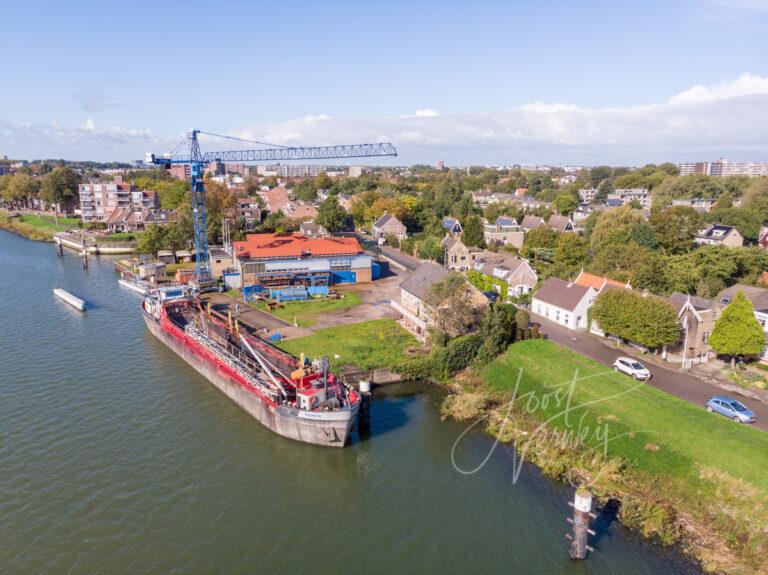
[{"xmin": 118, "ymin": 279, "xmax": 149, "ymax": 296}]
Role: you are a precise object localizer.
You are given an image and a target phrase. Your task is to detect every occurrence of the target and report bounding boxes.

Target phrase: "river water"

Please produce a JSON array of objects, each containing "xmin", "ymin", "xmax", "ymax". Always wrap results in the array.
[{"xmin": 0, "ymin": 229, "xmax": 700, "ymax": 574}]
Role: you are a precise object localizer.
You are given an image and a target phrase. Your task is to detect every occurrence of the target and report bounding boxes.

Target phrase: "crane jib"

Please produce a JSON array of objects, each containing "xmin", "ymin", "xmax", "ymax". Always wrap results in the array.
[{"xmin": 145, "ymin": 130, "xmax": 398, "ymax": 282}]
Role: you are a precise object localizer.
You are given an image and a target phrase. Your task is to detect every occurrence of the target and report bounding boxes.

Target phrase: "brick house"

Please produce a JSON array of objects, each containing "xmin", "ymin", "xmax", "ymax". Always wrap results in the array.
[
  {"xmin": 442, "ymin": 235, "xmax": 483, "ymax": 271},
  {"xmin": 484, "ymin": 216, "xmax": 525, "ymax": 249},
  {"xmin": 468, "ymin": 250, "xmax": 538, "ymax": 300},
  {"xmin": 663, "ymin": 293, "xmax": 715, "ymax": 367},
  {"xmin": 372, "ymin": 213, "xmax": 408, "ymax": 241},
  {"xmin": 390, "ymin": 262, "xmax": 487, "ymax": 342},
  {"xmin": 695, "ymin": 224, "xmax": 744, "ymax": 247}
]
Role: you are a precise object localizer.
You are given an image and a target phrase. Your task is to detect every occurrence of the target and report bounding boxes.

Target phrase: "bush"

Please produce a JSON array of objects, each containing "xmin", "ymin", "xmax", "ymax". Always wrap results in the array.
[
  {"xmin": 440, "ymin": 334, "xmax": 483, "ymax": 374},
  {"xmin": 395, "ymin": 355, "xmax": 440, "ymax": 381}
]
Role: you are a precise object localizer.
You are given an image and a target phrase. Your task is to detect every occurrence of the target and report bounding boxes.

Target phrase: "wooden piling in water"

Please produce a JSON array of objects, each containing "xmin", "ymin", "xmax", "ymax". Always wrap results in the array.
[{"xmin": 566, "ymin": 488, "xmax": 596, "ymax": 560}]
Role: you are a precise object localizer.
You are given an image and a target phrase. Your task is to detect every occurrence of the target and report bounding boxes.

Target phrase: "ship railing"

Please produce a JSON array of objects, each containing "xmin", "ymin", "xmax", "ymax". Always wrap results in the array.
[{"xmin": 183, "ymin": 325, "xmax": 280, "ymax": 400}]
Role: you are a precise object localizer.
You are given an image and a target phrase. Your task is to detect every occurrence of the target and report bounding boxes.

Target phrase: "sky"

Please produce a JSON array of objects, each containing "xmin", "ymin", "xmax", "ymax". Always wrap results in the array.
[{"xmin": 1, "ymin": 0, "xmax": 767, "ymax": 166}]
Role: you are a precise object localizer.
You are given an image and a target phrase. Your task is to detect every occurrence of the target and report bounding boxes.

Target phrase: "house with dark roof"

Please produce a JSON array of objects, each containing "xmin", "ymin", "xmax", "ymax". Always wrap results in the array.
[
  {"xmin": 663, "ymin": 292, "xmax": 715, "ymax": 367},
  {"xmin": 442, "ymin": 235, "xmax": 483, "ymax": 271},
  {"xmin": 299, "ymin": 221, "xmax": 329, "ymax": 238},
  {"xmin": 520, "ymin": 215, "xmax": 546, "ymax": 231},
  {"xmin": 531, "ymin": 277, "xmax": 594, "ymax": 330},
  {"xmin": 694, "ymin": 224, "xmax": 743, "ymax": 247},
  {"xmin": 484, "ymin": 216, "xmax": 525, "ymax": 249},
  {"xmin": 391, "ymin": 263, "xmax": 486, "ymax": 342},
  {"xmin": 469, "ymin": 251, "xmax": 537, "ymax": 300},
  {"xmin": 442, "ymin": 216, "xmax": 463, "ymax": 235},
  {"xmin": 372, "ymin": 213, "xmax": 407, "ymax": 241},
  {"xmin": 547, "ymin": 214, "xmax": 575, "ymax": 232}
]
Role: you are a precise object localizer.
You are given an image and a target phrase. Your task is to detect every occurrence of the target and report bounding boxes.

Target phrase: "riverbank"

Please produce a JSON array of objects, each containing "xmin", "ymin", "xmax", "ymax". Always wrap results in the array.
[
  {"xmin": 0, "ymin": 211, "xmax": 77, "ymax": 241},
  {"xmin": 440, "ymin": 339, "xmax": 768, "ymax": 574}
]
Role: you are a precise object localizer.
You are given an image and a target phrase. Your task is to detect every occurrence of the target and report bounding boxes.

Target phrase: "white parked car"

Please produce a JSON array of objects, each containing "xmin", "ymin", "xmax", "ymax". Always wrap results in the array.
[{"xmin": 613, "ymin": 357, "xmax": 651, "ymax": 380}]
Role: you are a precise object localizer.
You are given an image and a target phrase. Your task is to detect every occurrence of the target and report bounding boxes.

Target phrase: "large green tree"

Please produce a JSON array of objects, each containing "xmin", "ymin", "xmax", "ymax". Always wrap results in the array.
[
  {"xmin": 42, "ymin": 167, "xmax": 81, "ymax": 214},
  {"xmin": 427, "ymin": 273, "xmax": 480, "ymax": 337},
  {"xmin": 592, "ymin": 289, "xmax": 680, "ymax": 350},
  {"xmin": 589, "ymin": 205, "xmax": 644, "ymax": 252},
  {"xmin": 708, "ymin": 291, "xmax": 765, "ymax": 368},
  {"xmin": 649, "ymin": 206, "xmax": 700, "ymax": 254},
  {"xmin": 316, "ymin": 196, "xmax": 347, "ymax": 232},
  {"xmin": 461, "ymin": 215, "xmax": 485, "ymax": 248},
  {"xmin": 553, "ymin": 192, "xmax": 579, "ymax": 215}
]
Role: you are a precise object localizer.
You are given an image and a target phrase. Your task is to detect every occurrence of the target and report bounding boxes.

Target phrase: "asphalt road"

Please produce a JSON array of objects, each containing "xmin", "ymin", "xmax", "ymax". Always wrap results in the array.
[{"xmin": 531, "ymin": 313, "xmax": 768, "ymax": 431}]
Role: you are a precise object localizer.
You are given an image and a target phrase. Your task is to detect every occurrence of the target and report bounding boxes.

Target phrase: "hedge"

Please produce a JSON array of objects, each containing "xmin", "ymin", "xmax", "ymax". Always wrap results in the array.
[{"xmin": 467, "ymin": 269, "xmax": 508, "ymax": 300}]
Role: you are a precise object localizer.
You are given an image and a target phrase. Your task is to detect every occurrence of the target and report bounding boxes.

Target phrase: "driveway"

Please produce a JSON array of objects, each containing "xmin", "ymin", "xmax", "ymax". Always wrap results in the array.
[
  {"xmin": 531, "ymin": 312, "xmax": 768, "ymax": 432},
  {"xmin": 369, "ymin": 245, "xmax": 423, "ymax": 272}
]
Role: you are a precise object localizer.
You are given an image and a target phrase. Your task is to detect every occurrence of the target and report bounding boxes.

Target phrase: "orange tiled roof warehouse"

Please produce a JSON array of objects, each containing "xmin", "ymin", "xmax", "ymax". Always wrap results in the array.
[{"xmin": 233, "ymin": 233, "xmax": 363, "ymax": 260}]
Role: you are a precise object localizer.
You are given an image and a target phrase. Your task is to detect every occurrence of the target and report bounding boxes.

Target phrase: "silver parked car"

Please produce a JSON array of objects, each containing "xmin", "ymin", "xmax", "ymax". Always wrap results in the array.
[
  {"xmin": 613, "ymin": 357, "xmax": 651, "ymax": 380},
  {"xmin": 706, "ymin": 396, "xmax": 756, "ymax": 423}
]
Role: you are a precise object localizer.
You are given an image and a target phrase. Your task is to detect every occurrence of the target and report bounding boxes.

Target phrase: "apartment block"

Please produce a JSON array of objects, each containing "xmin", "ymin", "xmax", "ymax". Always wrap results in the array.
[{"xmin": 79, "ymin": 176, "xmax": 159, "ymax": 223}]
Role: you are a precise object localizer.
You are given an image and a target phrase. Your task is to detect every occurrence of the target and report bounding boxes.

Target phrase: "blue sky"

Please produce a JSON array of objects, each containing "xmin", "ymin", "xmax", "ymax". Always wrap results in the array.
[{"xmin": 1, "ymin": 0, "xmax": 767, "ymax": 164}]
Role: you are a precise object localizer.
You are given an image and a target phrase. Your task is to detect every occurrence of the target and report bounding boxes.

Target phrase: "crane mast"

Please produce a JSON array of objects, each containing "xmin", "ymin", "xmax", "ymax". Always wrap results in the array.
[{"xmin": 147, "ymin": 130, "xmax": 397, "ymax": 282}]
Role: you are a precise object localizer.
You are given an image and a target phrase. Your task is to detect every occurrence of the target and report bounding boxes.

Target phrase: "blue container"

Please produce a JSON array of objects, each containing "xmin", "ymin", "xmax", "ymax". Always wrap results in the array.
[
  {"xmin": 371, "ymin": 262, "xmax": 382, "ymax": 280},
  {"xmin": 331, "ymin": 270, "xmax": 357, "ymax": 284}
]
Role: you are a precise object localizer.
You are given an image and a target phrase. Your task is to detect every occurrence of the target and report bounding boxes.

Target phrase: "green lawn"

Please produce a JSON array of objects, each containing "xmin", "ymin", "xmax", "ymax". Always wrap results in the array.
[
  {"xmin": 248, "ymin": 291, "xmax": 363, "ymax": 327},
  {"xmin": 99, "ymin": 232, "xmax": 140, "ymax": 242},
  {"xmin": 482, "ymin": 338, "xmax": 768, "ymax": 499},
  {"xmin": 19, "ymin": 214, "xmax": 79, "ymax": 232},
  {"xmin": 276, "ymin": 319, "xmax": 418, "ymax": 370},
  {"xmin": 0, "ymin": 211, "xmax": 79, "ymax": 240}
]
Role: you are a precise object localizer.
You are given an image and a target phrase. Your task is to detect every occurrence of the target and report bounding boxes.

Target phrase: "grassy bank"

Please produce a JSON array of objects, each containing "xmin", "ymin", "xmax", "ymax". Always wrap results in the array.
[
  {"xmin": 442, "ymin": 339, "xmax": 768, "ymax": 573},
  {"xmin": 0, "ymin": 212, "xmax": 78, "ymax": 240},
  {"xmin": 227, "ymin": 289, "xmax": 363, "ymax": 327},
  {"xmin": 276, "ymin": 319, "xmax": 418, "ymax": 370},
  {"xmin": 252, "ymin": 292, "xmax": 362, "ymax": 327}
]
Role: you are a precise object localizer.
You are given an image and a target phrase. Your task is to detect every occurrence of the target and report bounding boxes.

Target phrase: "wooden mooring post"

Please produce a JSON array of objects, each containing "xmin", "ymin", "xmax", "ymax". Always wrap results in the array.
[
  {"xmin": 57, "ymin": 239, "xmax": 63, "ymax": 257},
  {"xmin": 80, "ymin": 240, "xmax": 88, "ymax": 269},
  {"xmin": 566, "ymin": 488, "xmax": 596, "ymax": 560}
]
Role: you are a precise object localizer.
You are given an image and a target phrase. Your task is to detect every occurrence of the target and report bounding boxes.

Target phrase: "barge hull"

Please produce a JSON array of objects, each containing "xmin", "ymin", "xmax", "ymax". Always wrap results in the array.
[{"xmin": 143, "ymin": 313, "xmax": 357, "ymax": 447}]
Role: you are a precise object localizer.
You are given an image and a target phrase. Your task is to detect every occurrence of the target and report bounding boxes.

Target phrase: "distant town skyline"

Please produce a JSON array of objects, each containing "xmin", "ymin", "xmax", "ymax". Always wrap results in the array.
[{"xmin": 1, "ymin": 0, "xmax": 767, "ymax": 164}]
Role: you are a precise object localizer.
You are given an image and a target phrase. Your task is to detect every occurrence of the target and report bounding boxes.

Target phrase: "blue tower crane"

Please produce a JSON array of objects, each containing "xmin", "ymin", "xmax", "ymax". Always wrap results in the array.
[{"xmin": 146, "ymin": 130, "xmax": 397, "ymax": 282}]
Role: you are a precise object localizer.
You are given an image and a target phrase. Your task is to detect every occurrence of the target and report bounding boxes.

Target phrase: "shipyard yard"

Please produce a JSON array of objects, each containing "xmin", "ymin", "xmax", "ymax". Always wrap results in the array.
[{"xmin": 0, "ymin": 230, "xmax": 702, "ymax": 573}]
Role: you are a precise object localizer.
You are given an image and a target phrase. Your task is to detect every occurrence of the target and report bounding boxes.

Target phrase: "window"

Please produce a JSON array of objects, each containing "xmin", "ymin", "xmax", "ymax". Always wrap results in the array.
[
  {"xmin": 330, "ymin": 258, "xmax": 352, "ymax": 270},
  {"xmin": 702, "ymin": 331, "xmax": 709, "ymax": 343},
  {"xmin": 242, "ymin": 262, "xmax": 266, "ymax": 275},
  {"xmin": 555, "ymin": 310, "xmax": 560, "ymax": 322}
]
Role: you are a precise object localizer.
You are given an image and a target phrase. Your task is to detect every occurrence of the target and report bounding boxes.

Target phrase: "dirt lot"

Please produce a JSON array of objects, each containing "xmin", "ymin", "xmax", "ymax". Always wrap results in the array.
[{"xmin": 309, "ymin": 267, "xmax": 408, "ymax": 329}]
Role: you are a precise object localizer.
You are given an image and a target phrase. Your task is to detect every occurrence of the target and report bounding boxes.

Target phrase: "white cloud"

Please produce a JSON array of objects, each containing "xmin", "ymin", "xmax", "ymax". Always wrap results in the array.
[
  {"xmin": 0, "ymin": 119, "xmax": 156, "ymax": 161},
  {"xmin": 414, "ymin": 109, "xmax": 439, "ymax": 117},
  {"xmin": 2, "ymin": 75, "xmax": 768, "ymax": 164},
  {"xmin": 667, "ymin": 73, "xmax": 768, "ymax": 105},
  {"xmin": 227, "ymin": 74, "xmax": 768, "ymax": 164}
]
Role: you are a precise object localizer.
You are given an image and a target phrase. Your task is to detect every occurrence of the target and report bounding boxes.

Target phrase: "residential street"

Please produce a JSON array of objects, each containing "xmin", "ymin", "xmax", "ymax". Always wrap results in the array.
[{"xmin": 531, "ymin": 313, "xmax": 768, "ymax": 432}]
